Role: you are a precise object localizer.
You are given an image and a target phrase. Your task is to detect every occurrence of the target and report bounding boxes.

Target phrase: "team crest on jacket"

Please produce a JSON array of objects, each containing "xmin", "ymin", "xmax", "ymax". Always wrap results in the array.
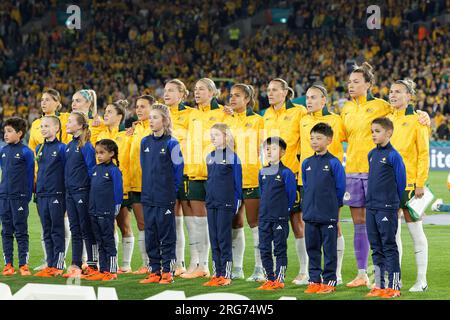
[
  {"xmin": 402, "ymin": 122, "xmax": 409, "ymax": 126},
  {"xmin": 160, "ymin": 148, "xmax": 166, "ymax": 154},
  {"xmin": 178, "ymin": 117, "xmax": 184, "ymax": 121},
  {"xmin": 14, "ymin": 153, "xmax": 20, "ymax": 159},
  {"xmin": 283, "ymin": 116, "xmax": 291, "ymax": 121},
  {"xmin": 275, "ymin": 174, "xmax": 281, "ymax": 181},
  {"xmin": 52, "ymin": 151, "xmax": 57, "ymax": 157},
  {"xmin": 366, "ymin": 108, "xmax": 374, "ymax": 113},
  {"xmin": 209, "ymin": 117, "xmax": 216, "ymax": 121},
  {"xmin": 380, "ymin": 157, "xmax": 387, "ymax": 164},
  {"xmin": 323, "ymin": 165, "xmax": 329, "ymax": 171},
  {"xmin": 245, "ymin": 123, "xmax": 252, "ymax": 128}
]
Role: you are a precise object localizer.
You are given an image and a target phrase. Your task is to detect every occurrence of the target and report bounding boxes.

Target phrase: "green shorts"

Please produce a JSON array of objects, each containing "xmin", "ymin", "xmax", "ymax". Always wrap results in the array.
[
  {"xmin": 243, "ymin": 187, "xmax": 260, "ymax": 199},
  {"xmin": 187, "ymin": 180, "xmax": 206, "ymax": 201},
  {"xmin": 177, "ymin": 176, "xmax": 189, "ymax": 201},
  {"xmin": 128, "ymin": 191, "xmax": 141, "ymax": 205},
  {"xmin": 292, "ymin": 185, "xmax": 303, "ymax": 213},
  {"xmin": 400, "ymin": 189, "xmax": 415, "ymax": 209}
]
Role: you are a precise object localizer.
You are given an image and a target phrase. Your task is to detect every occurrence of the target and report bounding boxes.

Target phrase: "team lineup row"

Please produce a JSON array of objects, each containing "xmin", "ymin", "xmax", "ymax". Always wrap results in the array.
[{"xmin": 0, "ymin": 62, "xmax": 430, "ymax": 297}]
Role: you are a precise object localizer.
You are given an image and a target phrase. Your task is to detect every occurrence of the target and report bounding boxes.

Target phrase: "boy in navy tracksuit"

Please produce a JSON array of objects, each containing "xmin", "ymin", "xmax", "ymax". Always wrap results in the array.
[
  {"xmin": 0, "ymin": 117, "xmax": 34, "ymax": 276},
  {"xmin": 139, "ymin": 104, "xmax": 184, "ymax": 285},
  {"xmin": 63, "ymin": 112, "xmax": 98, "ymax": 278},
  {"xmin": 203, "ymin": 123, "xmax": 242, "ymax": 287},
  {"xmin": 85, "ymin": 139, "xmax": 123, "ymax": 281},
  {"xmin": 302, "ymin": 123, "xmax": 346, "ymax": 294},
  {"xmin": 34, "ymin": 116, "xmax": 67, "ymax": 277},
  {"xmin": 366, "ymin": 117, "xmax": 406, "ymax": 299},
  {"xmin": 257, "ymin": 136, "xmax": 296, "ymax": 291}
]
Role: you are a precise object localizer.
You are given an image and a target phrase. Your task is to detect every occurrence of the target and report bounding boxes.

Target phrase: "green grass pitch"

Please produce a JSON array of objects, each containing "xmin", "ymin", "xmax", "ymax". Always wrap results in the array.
[{"xmin": 0, "ymin": 171, "xmax": 449, "ymax": 299}]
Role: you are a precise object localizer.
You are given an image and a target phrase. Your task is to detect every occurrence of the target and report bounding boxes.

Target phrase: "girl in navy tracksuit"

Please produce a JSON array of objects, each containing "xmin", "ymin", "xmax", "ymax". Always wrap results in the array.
[
  {"xmin": 63, "ymin": 111, "xmax": 98, "ymax": 278},
  {"xmin": 204, "ymin": 123, "xmax": 242, "ymax": 287},
  {"xmin": 34, "ymin": 116, "xmax": 67, "ymax": 277},
  {"xmin": 0, "ymin": 117, "xmax": 34, "ymax": 276},
  {"xmin": 85, "ymin": 139, "xmax": 123, "ymax": 281},
  {"xmin": 139, "ymin": 104, "xmax": 184, "ymax": 285}
]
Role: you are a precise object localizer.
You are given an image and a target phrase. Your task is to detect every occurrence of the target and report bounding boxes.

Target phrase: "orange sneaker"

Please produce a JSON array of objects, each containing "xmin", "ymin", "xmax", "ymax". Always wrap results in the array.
[
  {"xmin": 63, "ymin": 266, "xmax": 82, "ymax": 278},
  {"xmin": 216, "ymin": 276, "xmax": 232, "ymax": 286},
  {"xmin": 179, "ymin": 266, "xmax": 210, "ymax": 279},
  {"xmin": 52, "ymin": 268, "xmax": 64, "ymax": 277},
  {"xmin": 159, "ymin": 272, "xmax": 174, "ymax": 284},
  {"xmin": 34, "ymin": 267, "xmax": 55, "ymax": 278},
  {"xmin": 203, "ymin": 276, "xmax": 221, "ymax": 287},
  {"xmin": 117, "ymin": 267, "xmax": 132, "ymax": 274},
  {"xmin": 257, "ymin": 280, "xmax": 275, "ymax": 290},
  {"xmin": 2, "ymin": 263, "xmax": 15, "ymax": 276},
  {"xmin": 83, "ymin": 271, "xmax": 105, "ymax": 281},
  {"xmin": 346, "ymin": 275, "xmax": 370, "ymax": 288},
  {"xmin": 82, "ymin": 266, "xmax": 99, "ymax": 277},
  {"xmin": 316, "ymin": 284, "xmax": 336, "ymax": 294},
  {"xmin": 272, "ymin": 280, "xmax": 285, "ymax": 289},
  {"xmin": 304, "ymin": 283, "xmax": 323, "ymax": 294},
  {"xmin": 139, "ymin": 273, "xmax": 161, "ymax": 284},
  {"xmin": 174, "ymin": 267, "xmax": 187, "ymax": 277},
  {"xmin": 19, "ymin": 265, "xmax": 32, "ymax": 276},
  {"xmin": 102, "ymin": 272, "xmax": 118, "ymax": 281},
  {"xmin": 133, "ymin": 266, "xmax": 149, "ymax": 275},
  {"xmin": 366, "ymin": 287, "xmax": 386, "ymax": 297},
  {"xmin": 380, "ymin": 288, "xmax": 401, "ymax": 299}
]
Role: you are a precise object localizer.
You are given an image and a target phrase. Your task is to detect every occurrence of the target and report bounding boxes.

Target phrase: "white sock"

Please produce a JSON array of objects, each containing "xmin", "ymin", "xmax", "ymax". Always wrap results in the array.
[
  {"xmin": 195, "ymin": 216, "xmax": 209, "ymax": 269},
  {"xmin": 407, "ymin": 221, "xmax": 428, "ymax": 283},
  {"xmin": 337, "ymin": 235, "xmax": 345, "ymax": 279},
  {"xmin": 82, "ymin": 241, "xmax": 87, "ymax": 264},
  {"xmin": 185, "ymin": 216, "xmax": 199, "ymax": 269},
  {"xmin": 113, "ymin": 229, "xmax": 119, "ymax": 253},
  {"xmin": 138, "ymin": 230, "xmax": 149, "ymax": 267},
  {"xmin": 41, "ymin": 234, "xmax": 47, "ymax": 263},
  {"xmin": 295, "ymin": 237, "xmax": 308, "ymax": 275},
  {"xmin": 64, "ymin": 216, "xmax": 71, "ymax": 256},
  {"xmin": 232, "ymin": 227, "xmax": 245, "ymax": 269},
  {"xmin": 395, "ymin": 218, "xmax": 402, "ymax": 267},
  {"xmin": 121, "ymin": 236, "xmax": 134, "ymax": 269},
  {"xmin": 251, "ymin": 227, "xmax": 262, "ymax": 268},
  {"xmin": 175, "ymin": 216, "xmax": 185, "ymax": 268}
]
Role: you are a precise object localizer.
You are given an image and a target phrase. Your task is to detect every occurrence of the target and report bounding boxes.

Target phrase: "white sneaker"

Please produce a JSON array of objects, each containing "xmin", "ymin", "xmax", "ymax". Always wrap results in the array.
[
  {"xmin": 409, "ymin": 281, "xmax": 428, "ymax": 292},
  {"xmin": 292, "ymin": 273, "xmax": 309, "ymax": 285},
  {"xmin": 337, "ymin": 276, "xmax": 343, "ymax": 286},
  {"xmin": 246, "ymin": 267, "xmax": 266, "ymax": 282},
  {"xmin": 231, "ymin": 267, "xmax": 244, "ymax": 280},
  {"xmin": 33, "ymin": 263, "xmax": 47, "ymax": 271},
  {"xmin": 431, "ymin": 199, "xmax": 443, "ymax": 211}
]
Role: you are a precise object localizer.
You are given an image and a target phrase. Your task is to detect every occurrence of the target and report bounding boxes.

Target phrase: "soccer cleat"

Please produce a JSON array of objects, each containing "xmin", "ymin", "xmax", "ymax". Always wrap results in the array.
[
  {"xmin": 203, "ymin": 276, "xmax": 221, "ymax": 287},
  {"xmin": 246, "ymin": 267, "xmax": 266, "ymax": 282},
  {"xmin": 271, "ymin": 280, "xmax": 285, "ymax": 289},
  {"xmin": 380, "ymin": 288, "xmax": 401, "ymax": 298},
  {"xmin": 102, "ymin": 272, "xmax": 118, "ymax": 281},
  {"xmin": 174, "ymin": 267, "xmax": 187, "ymax": 277},
  {"xmin": 139, "ymin": 273, "xmax": 161, "ymax": 284},
  {"xmin": 316, "ymin": 284, "xmax": 336, "ymax": 294},
  {"xmin": 52, "ymin": 268, "xmax": 64, "ymax": 277},
  {"xmin": 346, "ymin": 274, "xmax": 370, "ymax": 288},
  {"xmin": 63, "ymin": 266, "xmax": 82, "ymax": 278},
  {"xmin": 257, "ymin": 280, "xmax": 275, "ymax": 290},
  {"xmin": 366, "ymin": 287, "xmax": 386, "ymax": 297},
  {"xmin": 431, "ymin": 199, "xmax": 443, "ymax": 211},
  {"xmin": 117, "ymin": 267, "xmax": 132, "ymax": 274},
  {"xmin": 133, "ymin": 266, "xmax": 150, "ymax": 275},
  {"xmin": 159, "ymin": 272, "xmax": 174, "ymax": 284},
  {"xmin": 2, "ymin": 263, "xmax": 15, "ymax": 276},
  {"xmin": 216, "ymin": 276, "xmax": 232, "ymax": 286},
  {"xmin": 409, "ymin": 282, "xmax": 428, "ymax": 292},
  {"xmin": 231, "ymin": 267, "xmax": 244, "ymax": 280},
  {"xmin": 180, "ymin": 266, "xmax": 210, "ymax": 279},
  {"xmin": 83, "ymin": 271, "xmax": 105, "ymax": 281},
  {"xmin": 292, "ymin": 273, "xmax": 309, "ymax": 285},
  {"xmin": 34, "ymin": 267, "xmax": 55, "ymax": 278},
  {"xmin": 19, "ymin": 265, "xmax": 32, "ymax": 276},
  {"xmin": 82, "ymin": 266, "xmax": 99, "ymax": 277},
  {"xmin": 304, "ymin": 283, "xmax": 323, "ymax": 294},
  {"xmin": 33, "ymin": 262, "xmax": 48, "ymax": 271}
]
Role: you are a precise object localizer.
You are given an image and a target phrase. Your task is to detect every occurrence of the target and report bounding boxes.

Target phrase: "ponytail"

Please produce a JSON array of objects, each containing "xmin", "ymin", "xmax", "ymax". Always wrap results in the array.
[
  {"xmin": 270, "ymin": 78, "xmax": 295, "ymax": 101},
  {"xmin": 231, "ymin": 83, "xmax": 256, "ymax": 109},
  {"xmin": 77, "ymin": 89, "xmax": 98, "ymax": 115},
  {"xmin": 71, "ymin": 111, "xmax": 91, "ymax": 148},
  {"xmin": 395, "ymin": 78, "xmax": 417, "ymax": 95},
  {"xmin": 96, "ymin": 139, "xmax": 120, "ymax": 168}
]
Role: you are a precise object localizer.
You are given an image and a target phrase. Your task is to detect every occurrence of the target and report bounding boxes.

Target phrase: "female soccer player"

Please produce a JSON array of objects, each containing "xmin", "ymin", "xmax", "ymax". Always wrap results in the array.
[
  {"xmin": 389, "ymin": 79, "xmax": 429, "ymax": 292},
  {"xmin": 163, "ymin": 79, "xmax": 193, "ymax": 276}
]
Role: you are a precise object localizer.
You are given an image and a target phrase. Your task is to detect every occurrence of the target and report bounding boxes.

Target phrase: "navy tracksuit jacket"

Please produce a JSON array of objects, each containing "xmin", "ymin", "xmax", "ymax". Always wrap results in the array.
[
  {"xmin": 302, "ymin": 151, "xmax": 346, "ymax": 286},
  {"xmin": 64, "ymin": 137, "xmax": 97, "ymax": 268},
  {"xmin": 89, "ymin": 162, "xmax": 123, "ymax": 273},
  {"xmin": 205, "ymin": 148, "xmax": 242, "ymax": 278},
  {"xmin": 35, "ymin": 139, "xmax": 66, "ymax": 269},
  {"xmin": 258, "ymin": 162, "xmax": 296, "ymax": 282},
  {"xmin": 140, "ymin": 134, "xmax": 183, "ymax": 274},
  {"xmin": 0, "ymin": 142, "xmax": 34, "ymax": 266},
  {"xmin": 367, "ymin": 142, "xmax": 406, "ymax": 290}
]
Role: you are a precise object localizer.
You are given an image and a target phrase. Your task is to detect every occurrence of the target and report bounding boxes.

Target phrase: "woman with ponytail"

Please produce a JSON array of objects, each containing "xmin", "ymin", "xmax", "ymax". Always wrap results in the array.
[
  {"xmin": 181, "ymin": 78, "xmax": 226, "ymax": 279},
  {"xmin": 262, "ymin": 78, "xmax": 309, "ymax": 286},
  {"xmin": 96, "ymin": 100, "xmax": 134, "ymax": 273},
  {"xmin": 163, "ymin": 79, "xmax": 194, "ymax": 276},
  {"xmin": 222, "ymin": 83, "xmax": 265, "ymax": 282},
  {"xmin": 342, "ymin": 62, "xmax": 430, "ymax": 289}
]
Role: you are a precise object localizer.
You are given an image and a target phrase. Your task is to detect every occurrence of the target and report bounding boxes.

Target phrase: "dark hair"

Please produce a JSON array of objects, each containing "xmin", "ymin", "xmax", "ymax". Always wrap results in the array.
[
  {"xmin": 264, "ymin": 136, "xmax": 287, "ymax": 151},
  {"xmin": 372, "ymin": 117, "xmax": 394, "ymax": 131},
  {"xmin": 311, "ymin": 122, "xmax": 334, "ymax": 138},
  {"xmin": 136, "ymin": 94, "xmax": 156, "ymax": 106},
  {"xmin": 96, "ymin": 139, "xmax": 120, "ymax": 168},
  {"xmin": 110, "ymin": 99, "xmax": 128, "ymax": 124},
  {"xmin": 4, "ymin": 117, "xmax": 27, "ymax": 140},
  {"xmin": 231, "ymin": 83, "xmax": 256, "ymax": 109},
  {"xmin": 351, "ymin": 62, "xmax": 375, "ymax": 85}
]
